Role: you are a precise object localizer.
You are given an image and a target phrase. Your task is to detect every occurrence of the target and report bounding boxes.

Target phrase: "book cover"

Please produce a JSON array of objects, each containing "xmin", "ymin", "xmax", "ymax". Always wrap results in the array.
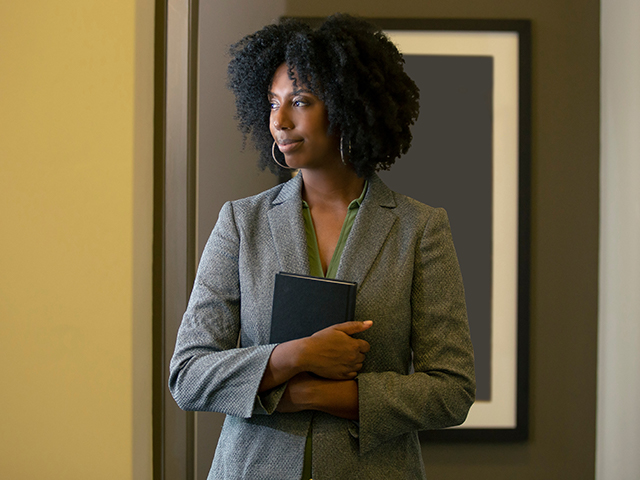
[{"xmin": 269, "ymin": 272, "xmax": 357, "ymax": 344}]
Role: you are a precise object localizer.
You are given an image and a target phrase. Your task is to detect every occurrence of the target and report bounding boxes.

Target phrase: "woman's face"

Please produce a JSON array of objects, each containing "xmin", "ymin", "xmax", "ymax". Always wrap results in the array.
[{"xmin": 268, "ymin": 64, "xmax": 341, "ymax": 170}]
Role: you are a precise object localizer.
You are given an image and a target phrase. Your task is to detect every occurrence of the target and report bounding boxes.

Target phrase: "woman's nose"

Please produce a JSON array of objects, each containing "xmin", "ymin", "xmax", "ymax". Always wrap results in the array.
[{"xmin": 272, "ymin": 107, "xmax": 292, "ymax": 130}]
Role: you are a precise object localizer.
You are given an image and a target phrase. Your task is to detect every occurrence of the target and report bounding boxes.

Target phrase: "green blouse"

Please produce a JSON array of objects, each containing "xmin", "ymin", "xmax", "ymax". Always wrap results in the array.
[{"xmin": 300, "ymin": 181, "xmax": 367, "ymax": 480}]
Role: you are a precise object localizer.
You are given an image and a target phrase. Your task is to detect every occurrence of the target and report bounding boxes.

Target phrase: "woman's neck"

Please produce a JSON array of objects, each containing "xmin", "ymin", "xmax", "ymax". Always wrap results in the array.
[{"xmin": 300, "ymin": 167, "xmax": 365, "ymax": 209}]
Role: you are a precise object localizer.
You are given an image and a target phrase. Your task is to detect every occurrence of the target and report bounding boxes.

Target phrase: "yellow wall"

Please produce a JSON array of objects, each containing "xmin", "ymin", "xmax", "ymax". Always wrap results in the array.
[{"xmin": 0, "ymin": 1, "xmax": 154, "ymax": 478}]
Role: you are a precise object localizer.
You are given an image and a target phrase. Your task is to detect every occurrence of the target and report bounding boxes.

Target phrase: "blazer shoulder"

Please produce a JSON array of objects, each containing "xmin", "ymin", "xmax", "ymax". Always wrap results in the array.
[
  {"xmin": 367, "ymin": 175, "xmax": 446, "ymax": 230},
  {"xmin": 229, "ymin": 183, "xmax": 283, "ymax": 210},
  {"xmin": 219, "ymin": 176, "xmax": 302, "ymax": 233},
  {"xmin": 229, "ymin": 174, "xmax": 301, "ymax": 210},
  {"xmin": 389, "ymin": 189, "xmax": 445, "ymax": 226}
]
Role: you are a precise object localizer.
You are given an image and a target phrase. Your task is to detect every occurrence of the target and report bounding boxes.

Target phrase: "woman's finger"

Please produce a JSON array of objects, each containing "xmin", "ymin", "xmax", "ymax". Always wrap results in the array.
[
  {"xmin": 331, "ymin": 320, "xmax": 373, "ymax": 336},
  {"xmin": 358, "ymin": 340, "xmax": 371, "ymax": 353}
]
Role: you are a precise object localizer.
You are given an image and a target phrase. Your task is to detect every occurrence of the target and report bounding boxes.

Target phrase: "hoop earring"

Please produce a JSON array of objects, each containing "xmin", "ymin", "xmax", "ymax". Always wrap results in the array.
[
  {"xmin": 272, "ymin": 141, "xmax": 295, "ymax": 170},
  {"xmin": 340, "ymin": 135, "xmax": 351, "ymax": 166}
]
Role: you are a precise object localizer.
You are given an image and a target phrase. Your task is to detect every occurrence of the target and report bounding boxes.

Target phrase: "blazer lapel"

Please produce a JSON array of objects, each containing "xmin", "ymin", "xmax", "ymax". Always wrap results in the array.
[
  {"xmin": 336, "ymin": 175, "xmax": 397, "ymax": 290},
  {"xmin": 267, "ymin": 174, "xmax": 310, "ymax": 275}
]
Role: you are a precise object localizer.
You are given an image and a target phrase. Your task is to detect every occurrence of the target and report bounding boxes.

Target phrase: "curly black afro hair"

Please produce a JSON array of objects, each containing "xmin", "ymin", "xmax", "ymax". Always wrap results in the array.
[{"xmin": 227, "ymin": 14, "xmax": 420, "ymax": 179}]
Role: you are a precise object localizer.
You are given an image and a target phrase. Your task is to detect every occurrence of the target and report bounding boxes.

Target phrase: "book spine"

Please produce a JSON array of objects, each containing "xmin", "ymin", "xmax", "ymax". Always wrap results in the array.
[{"xmin": 346, "ymin": 284, "xmax": 357, "ymax": 322}]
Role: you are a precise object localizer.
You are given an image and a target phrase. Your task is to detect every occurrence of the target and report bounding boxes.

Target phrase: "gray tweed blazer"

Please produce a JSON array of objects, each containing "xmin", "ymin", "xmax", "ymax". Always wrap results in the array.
[{"xmin": 169, "ymin": 173, "xmax": 475, "ymax": 480}]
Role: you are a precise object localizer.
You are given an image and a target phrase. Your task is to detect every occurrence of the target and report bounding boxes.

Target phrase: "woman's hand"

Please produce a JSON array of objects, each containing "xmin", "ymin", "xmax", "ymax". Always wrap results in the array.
[
  {"xmin": 276, "ymin": 372, "xmax": 317, "ymax": 413},
  {"xmin": 276, "ymin": 372, "xmax": 359, "ymax": 420},
  {"xmin": 299, "ymin": 321, "xmax": 372, "ymax": 380},
  {"xmin": 258, "ymin": 321, "xmax": 372, "ymax": 393}
]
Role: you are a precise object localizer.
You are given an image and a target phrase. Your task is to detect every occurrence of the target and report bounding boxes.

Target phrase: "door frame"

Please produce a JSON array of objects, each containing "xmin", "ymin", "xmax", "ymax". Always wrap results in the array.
[{"xmin": 153, "ymin": 0, "xmax": 199, "ymax": 478}]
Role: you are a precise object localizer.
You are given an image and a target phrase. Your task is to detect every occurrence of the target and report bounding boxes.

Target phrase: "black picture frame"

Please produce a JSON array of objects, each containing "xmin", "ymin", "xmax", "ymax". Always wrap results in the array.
[{"xmin": 289, "ymin": 17, "xmax": 531, "ymax": 442}]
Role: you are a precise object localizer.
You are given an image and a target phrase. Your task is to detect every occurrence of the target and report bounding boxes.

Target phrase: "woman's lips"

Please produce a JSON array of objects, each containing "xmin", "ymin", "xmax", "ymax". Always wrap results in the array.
[{"xmin": 277, "ymin": 139, "xmax": 302, "ymax": 153}]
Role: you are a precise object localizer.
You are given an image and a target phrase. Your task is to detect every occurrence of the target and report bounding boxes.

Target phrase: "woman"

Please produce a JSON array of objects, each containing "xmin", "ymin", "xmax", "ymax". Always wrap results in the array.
[{"xmin": 169, "ymin": 14, "xmax": 475, "ymax": 480}]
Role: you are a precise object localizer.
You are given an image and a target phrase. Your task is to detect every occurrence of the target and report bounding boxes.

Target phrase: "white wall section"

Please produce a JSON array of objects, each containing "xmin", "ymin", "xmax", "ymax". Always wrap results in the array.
[{"xmin": 598, "ymin": 1, "xmax": 640, "ymax": 478}]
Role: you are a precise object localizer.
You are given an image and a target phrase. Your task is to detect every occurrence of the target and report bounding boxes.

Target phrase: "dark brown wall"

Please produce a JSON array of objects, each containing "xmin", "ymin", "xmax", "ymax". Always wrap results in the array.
[{"xmin": 285, "ymin": 1, "xmax": 600, "ymax": 479}]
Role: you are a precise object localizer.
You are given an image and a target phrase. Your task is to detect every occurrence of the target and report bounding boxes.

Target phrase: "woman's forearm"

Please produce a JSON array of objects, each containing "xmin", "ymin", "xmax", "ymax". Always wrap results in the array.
[
  {"xmin": 277, "ymin": 373, "xmax": 359, "ymax": 420},
  {"xmin": 310, "ymin": 377, "xmax": 359, "ymax": 420},
  {"xmin": 258, "ymin": 341, "xmax": 305, "ymax": 393}
]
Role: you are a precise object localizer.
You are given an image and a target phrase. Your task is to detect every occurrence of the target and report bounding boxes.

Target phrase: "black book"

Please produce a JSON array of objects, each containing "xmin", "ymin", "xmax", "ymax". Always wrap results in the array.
[{"xmin": 269, "ymin": 272, "xmax": 357, "ymax": 344}]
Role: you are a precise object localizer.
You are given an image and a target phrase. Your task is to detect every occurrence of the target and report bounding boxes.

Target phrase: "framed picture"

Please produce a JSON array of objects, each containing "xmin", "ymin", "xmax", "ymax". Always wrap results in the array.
[
  {"xmin": 289, "ymin": 17, "xmax": 531, "ymax": 441},
  {"xmin": 376, "ymin": 19, "xmax": 532, "ymax": 441}
]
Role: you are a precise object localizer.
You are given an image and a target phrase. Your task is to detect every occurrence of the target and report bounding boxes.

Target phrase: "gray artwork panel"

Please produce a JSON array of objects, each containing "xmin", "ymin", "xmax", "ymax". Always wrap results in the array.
[{"xmin": 378, "ymin": 54, "xmax": 493, "ymax": 401}]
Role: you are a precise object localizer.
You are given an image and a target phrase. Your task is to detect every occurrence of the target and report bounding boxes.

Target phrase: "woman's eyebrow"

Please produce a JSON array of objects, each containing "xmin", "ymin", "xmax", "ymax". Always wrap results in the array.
[{"xmin": 267, "ymin": 88, "xmax": 312, "ymax": 98}]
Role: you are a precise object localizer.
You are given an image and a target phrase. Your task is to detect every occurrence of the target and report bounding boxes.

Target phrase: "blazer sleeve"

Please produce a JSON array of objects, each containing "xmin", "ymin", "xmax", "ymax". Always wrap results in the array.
[
  {"xmin": 168, "ymin": 201, "xmax": 286, "ymax": 418},
  {"xmin": 355, "ymin": 208, "xmax": 476, "ymax": 453}
]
